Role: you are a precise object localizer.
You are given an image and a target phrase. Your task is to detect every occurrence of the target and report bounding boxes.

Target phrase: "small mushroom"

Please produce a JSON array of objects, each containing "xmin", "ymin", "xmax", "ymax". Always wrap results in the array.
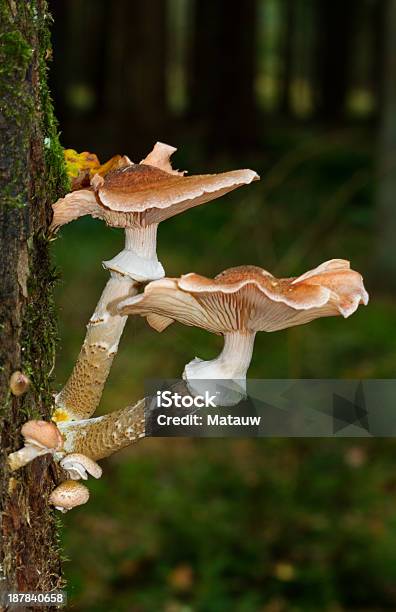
[
  {"xmin": 52, "ymin": 142, "xmax": 259, "ymax": 421},
  {"xmin": 49, "ymin": 480, "xmax": 90, "ymax": 513},
  {"xmin": 118, "ymin": 260, "xmax": 368, "ymax": 404},
  {"xmin": 8, "ymin": 420, "xmax": 64, "ymax": 471},
  {"xmin": 9, "ymin": 371, "xmax": 30, "ymax": 396},
  {"xmin": 60, "ymin": 453, "xmax": 102, "ymax": 480}
]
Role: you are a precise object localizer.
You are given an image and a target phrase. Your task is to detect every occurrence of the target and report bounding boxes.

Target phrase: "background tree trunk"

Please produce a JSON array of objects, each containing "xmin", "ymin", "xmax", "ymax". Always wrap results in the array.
[
  {"xmin": 0, "ymin": 0, "xmax": 67, "ymax": 604},
  {"xmin": 188, "ymin": 0, "xmax": 258, "ymax": 155},
  {"xmin": 375, "ymin": 0, "xmax": 396, "ymax": 288},
  {"xmin": 280, "ymin": 0, "xmax": 294, "ymax": 116},
  {"xmin": 105, "ymin": 0, "xmax": 168, "ymax": 156},
  {"xmin": 314, "ymin": 0, "xmax": 357, "ymax": 122}
]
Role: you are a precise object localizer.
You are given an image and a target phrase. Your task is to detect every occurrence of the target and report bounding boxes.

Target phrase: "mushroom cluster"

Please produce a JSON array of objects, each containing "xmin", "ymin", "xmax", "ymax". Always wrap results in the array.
[{"xmin": 8, "ymin": 141, "xmax": 369, "ymax": 511}]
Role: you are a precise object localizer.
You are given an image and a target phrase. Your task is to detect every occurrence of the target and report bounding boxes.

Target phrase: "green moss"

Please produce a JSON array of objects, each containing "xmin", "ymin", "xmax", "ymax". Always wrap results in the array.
[{"xmin": 0, "ymin": 0, "xmax": 68, "ymax": 592}]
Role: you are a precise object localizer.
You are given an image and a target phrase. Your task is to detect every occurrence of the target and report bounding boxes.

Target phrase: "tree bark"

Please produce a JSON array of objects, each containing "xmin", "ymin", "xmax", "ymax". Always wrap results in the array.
[
  {"xmin": 0, "ymin": 0, "xmax": 67, "ymax": 604},
  {"xmin": 375, "ymin": 0, "xmax": 396, "ymax": 288}
]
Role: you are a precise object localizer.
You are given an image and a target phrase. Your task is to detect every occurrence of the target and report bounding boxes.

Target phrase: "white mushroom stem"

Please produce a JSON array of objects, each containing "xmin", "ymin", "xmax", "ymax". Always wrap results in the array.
[
  {"xmin": 184, "ymin": 331, "xmax": 256, "ymax": 381},
  {"xmin": 183, "ymin": 332, "xmax": 256, "ymax": 406},
  {"xmin": 103, "ymin": 225, "xmax": 164, "ymax": 282},
  {"xmin": 53, "ymin": 272, "xmax": 138, "ymax": 422},
  {"xmin": 8, "ymin": 444, "xmax": 50, "ymax": 471}
]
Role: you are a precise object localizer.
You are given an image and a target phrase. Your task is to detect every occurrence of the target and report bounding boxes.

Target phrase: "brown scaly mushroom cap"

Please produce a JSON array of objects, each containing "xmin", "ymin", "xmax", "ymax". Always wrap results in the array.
[
  {"xmin": 8, "ymin": 420, "xmax": 64, "ymax": 472},
  {"xmin": 49, "ymin": 480, "xmax": 90, "ymax": 513},
  {"xmin": 21, "ymin": 420, "xmax": 64, "ymax": 450},
  {"xmin": 118, "ymin": 259, "xmax": 368, "ymax": 389},
  {"xmin": 51, "ymin": 142, "xmax": 259, "ymax": 282}
]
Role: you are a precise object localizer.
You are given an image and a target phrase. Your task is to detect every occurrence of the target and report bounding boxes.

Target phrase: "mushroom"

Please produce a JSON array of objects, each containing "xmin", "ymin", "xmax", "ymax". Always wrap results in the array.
[
  {"xmin": 118, "ymin": 260, "xmax": 369, "ymax": 404},
  {"xmin": 8, "ymin": 420, "xmax": 64, "ymax": 471},
  {"xmin": 51, "ymin": 142, "xmax": 259, "ymax": 281},
  {"xmin": 60, "ymin": 453, "xmax": 102, "ymax": 480},
  {"xmin": 49, "ymin": 480, "xmax": 90, "ymax": 513},
  {"xmin": 9, "ymin": 371, "xmax": 30, "ymax": 396},
  {"xmin": 52, "ymin": 142, "xmax": 259, "ymax": 422}
]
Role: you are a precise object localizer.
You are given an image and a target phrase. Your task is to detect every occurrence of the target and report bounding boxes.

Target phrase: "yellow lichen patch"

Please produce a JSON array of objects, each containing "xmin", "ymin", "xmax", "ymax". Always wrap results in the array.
[
  {"xmin": 64, "ymin": 149, "xmax": 125, "ymax": 190},
  {"xmin": 64, "ymin": 149, "xmax": 100, "ymax": 190},
  {"xmin": 51, "ymin": 408, "xmax": 71, "ymax": 423}
]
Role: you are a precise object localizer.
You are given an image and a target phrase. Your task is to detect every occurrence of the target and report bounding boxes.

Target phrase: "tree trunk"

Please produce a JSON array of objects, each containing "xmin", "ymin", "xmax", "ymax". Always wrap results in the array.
[
  {"xmin": 375, "ymin": 0, "xmax": 396, "ymax": 288},
  {"xmin": 188, "ymin": 0, "xmax": 258, "ymax": 155},
  {"xmin": 314, "ymin": 0, "xmax": 357, "ymax": 122},
  {"xmin": 280, "ymin": 0, "xmax": 294, "ymax": 116},
  {"xmin": 0, "ymin": 0, "xmax": 67, "ymax": 604},
  {"xmin": 105, "ymin": 0, "xmax": 168, "ymax": 156}
]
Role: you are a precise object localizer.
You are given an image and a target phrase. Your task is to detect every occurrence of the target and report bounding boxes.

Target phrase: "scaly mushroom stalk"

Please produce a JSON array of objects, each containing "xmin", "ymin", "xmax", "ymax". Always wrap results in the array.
[
  {"xmin": 8, "ymin": 401, "xmax": 145, "ymax": 473},
  {"xmin": 57, "ymin": 400, "xmax": 146, "ymax": 460},
  {"xmin": 53, "ymin": 273, "xmax": 138, "ymax": 422}
]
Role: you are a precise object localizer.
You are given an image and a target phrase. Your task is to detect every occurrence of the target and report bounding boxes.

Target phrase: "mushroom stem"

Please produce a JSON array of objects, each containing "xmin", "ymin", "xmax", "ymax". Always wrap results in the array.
[
  {"xmin": 183, "ymin": 332, "xmax": 256, "ymax": 405},
  {"xmin": 8, "ymin": 444, "xmax": 48, "ymax": 471},
  {"xmin": 58, "ymin": 400, "xmax": 146, "ymax": 460},
  {"xmin": 185, "ymin": 331, "xmax": 256, "ymax": 380},
  {"xmin": 103, "ymin": 224, "xmax": 164, "ymax": 282},
  {"xmin": 53, "ymin": 273, "xmax": 138, "ymax": 422}
]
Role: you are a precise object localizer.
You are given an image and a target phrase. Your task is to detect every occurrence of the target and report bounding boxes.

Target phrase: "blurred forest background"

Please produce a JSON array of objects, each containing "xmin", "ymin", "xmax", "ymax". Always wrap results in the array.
[{"xmin": 49, "ymin": 0, "xmax": 396, "ymax": 610}]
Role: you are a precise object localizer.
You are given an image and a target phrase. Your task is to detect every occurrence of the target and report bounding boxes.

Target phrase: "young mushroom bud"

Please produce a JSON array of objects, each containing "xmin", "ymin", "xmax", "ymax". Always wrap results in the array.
[
  {"xmin": 9, "ymin": 371, "xmax": 30, "ymax": 396},
  {"xmin": 51, "ymin": 142, "xmax": 259, "ymax": 421},
  {"xmin": 60, "ymin": 453, "xmax": 102, "ymax": 480},
  {"xmin": 118, "ymin": 260, "xmax": 369, "ymax": 405},
  {"xmin": 49, "ymin": 480, "xmax": 90, "ymax": 513},
  {"xmin": 8, "ymin": 420, "xmax": 64, "ymax": 471}
]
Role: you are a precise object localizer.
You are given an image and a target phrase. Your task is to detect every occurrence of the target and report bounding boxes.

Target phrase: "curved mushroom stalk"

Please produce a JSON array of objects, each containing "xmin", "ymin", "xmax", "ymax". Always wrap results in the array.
[
  {"xmin": 58, "ymin": 400, "xmax": 146, "ymax": 461},
  {"xmin": 53, "ymin": 273, "xmax": 138, "ymax": 422},
  {"xmin": 8, "ymin": 421, "xmax": 64, "ymax": 471},
  {"xmin": 183, "ymin": 332, "xmax": 256, "ymax": 405}
]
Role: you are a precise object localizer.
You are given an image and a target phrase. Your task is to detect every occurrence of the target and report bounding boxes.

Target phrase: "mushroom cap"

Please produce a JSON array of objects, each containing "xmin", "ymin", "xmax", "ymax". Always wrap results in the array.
[
  {"xmin": 60, "ymin": 453, "xmax": 102, "ymax": 480},
  {"xmin": 49, "ymin": 480, "xmax": 90, "ymax": 511},
  {"xmin": 95, "ymin": 163, "xmax": 259, "ymax": 225},
  {"xmin": 51, "ymin": 142, "xmax": 259, "ymax": 230},
  {"xmin": 118, "ymin": 260, "xmax": 368, "ymax": 334},
  {"xmin": 9, "ymin": 371, "xmax": 30, "ymax": 396},
  {"xmin": 21, "ymin": 420, "xmax": 63, "ymax": 450}
]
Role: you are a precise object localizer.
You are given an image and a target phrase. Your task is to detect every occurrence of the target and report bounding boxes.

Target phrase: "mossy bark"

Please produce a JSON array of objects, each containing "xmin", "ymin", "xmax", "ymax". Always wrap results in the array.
[{"xmin": 0, "ymin": 0, "xmax": 68, "ymax": 605}]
